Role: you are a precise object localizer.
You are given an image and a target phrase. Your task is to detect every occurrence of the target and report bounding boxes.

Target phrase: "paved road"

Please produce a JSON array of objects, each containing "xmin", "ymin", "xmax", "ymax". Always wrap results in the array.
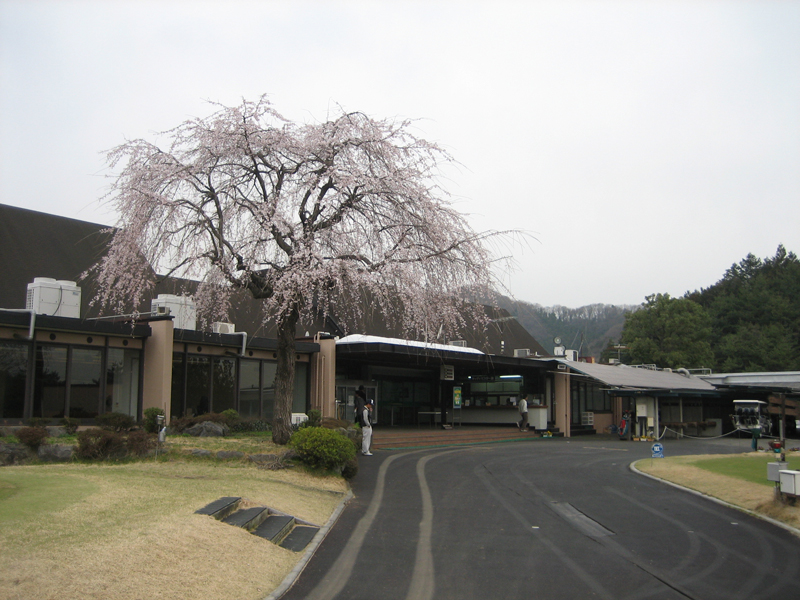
[{"xmin": 280, "ymin": 436, "xmax": 800, "ymax": 600}]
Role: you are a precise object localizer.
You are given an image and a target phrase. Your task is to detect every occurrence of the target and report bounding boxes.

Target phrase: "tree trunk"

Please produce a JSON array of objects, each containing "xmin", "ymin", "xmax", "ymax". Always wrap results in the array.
[{"xmin": 272, "ymin": 307, "xmax": 299, "ymax": 445}]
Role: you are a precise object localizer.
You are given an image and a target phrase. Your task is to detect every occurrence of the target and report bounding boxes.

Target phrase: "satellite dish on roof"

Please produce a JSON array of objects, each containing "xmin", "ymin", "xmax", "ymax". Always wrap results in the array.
[{"xmin": 554, "ymin": 336, "xmax": 562, "ymax": 345}]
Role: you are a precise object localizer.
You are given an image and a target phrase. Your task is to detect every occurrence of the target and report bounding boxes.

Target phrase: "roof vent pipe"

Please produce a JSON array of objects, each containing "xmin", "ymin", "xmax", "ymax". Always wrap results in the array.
[{"xmin": 677, "ymin": 368, "xmax": 691, "ymax": 378}]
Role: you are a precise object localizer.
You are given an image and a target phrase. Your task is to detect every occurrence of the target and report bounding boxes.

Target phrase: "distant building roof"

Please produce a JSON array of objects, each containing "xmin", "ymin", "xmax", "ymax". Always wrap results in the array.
[
  {"xmin": 701, "ymin": 372, "xmax": 800, "ymax": 392},
  {"xmin": 542, "ymin": 359, "xmax": 717, "ymax": 392}
]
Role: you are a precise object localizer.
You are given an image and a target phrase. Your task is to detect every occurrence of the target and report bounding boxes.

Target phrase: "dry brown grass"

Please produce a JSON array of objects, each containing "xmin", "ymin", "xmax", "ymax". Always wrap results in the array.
[
  {"xmin": 636, "ymin": 453, "xmax": 800, "ymax": 531},
  {"xmin": 0, "ymin": 460, "xmax": 348, "ymax": 600}
]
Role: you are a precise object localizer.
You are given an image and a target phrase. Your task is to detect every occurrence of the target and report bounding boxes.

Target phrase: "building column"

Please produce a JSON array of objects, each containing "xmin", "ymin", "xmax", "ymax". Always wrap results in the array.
[
  {"xmin": 142, "ymin": 318, "xmax": 174, "ymax": 422},
  {"xmin": 554, "ymin": 371, "xmax": 570, "ymax": 437}
]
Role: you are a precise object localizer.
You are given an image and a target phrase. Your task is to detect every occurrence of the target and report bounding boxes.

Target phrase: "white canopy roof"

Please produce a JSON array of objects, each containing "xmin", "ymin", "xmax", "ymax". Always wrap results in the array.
[{"xmin": 336, "ymin": 334, "xmax": 485, "ymax": 355}]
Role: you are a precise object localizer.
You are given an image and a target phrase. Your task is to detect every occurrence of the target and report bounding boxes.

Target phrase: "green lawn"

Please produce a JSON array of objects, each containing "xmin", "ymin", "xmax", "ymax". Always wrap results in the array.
[
  {"xmin": 0, "ymin": 471, "xmax": 98, "ymax": 522},
  {"xmin": 0, "ymin": 458, "xmax": 348, "ymax": 600},
  {"xmin": 692, "ymin": 453, "xmax": 800, "ymax": 487}
]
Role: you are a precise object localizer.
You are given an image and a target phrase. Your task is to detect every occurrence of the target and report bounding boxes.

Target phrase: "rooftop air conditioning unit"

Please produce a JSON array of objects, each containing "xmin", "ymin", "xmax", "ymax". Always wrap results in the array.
[
  {"xmin": 514, "ymin": 349, "xmax": 531, "ymax": 358},
  {"xmin": 291, "ymin": 413, "xmax": 309, "ymax": 426},
  {"xmin": 565, "ymin": 349, "xmax": 578, "ymax": 361},
  {"xmin": 151, "ymin": 294, "xmax": 196, "ymax": 330},
  {"xmin": 26, "ymin": 278, "xmax": 81, "ymax": 318},
  {"xmin": 450, "ymin": 340, "xmax": 467, "ymax": 347},
  {"xmin": 154, "ymin": 305, "xmax": 170, "ymax": 316},
  {"xmin": 212, "ymin": 322, "xmax": 236, "ymax": 334}
]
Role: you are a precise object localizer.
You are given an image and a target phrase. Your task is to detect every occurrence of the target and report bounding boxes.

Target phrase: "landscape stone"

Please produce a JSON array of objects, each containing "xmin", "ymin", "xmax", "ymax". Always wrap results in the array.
[
  {"xmin": 38, "ymin": 444, "xmax": 75, "ymax": 462},
  {"xmin": 216, "ymin": 450, "xmax": 244, "ymax": 460},
  {"xmin": 0, "ymin": 442, "xmax": 31, "ymax": 465},
  {"xmin": 185, "ymin": 421, "xmax": 230, "ymax": 437}
]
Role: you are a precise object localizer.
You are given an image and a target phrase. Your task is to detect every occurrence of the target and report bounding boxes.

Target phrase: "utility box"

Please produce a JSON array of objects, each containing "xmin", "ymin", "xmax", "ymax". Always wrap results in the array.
[
  {"xmin": 768, "ymin": 462, "xmax": 788, "ymax": 482},
  {"xmin": 151, "ymin": 294, "xmax": 196, "ymax": 330},
  {"xmin": 291, "ymin": 413, "xmax": 308, "ymax": 426},
  {"xmin": 779, "ymin": 470, "xmax": 800, "ymax": 496},
  {"xmin": 26, "ymin": 278, "xmax": 81, "ymax": 318},
  {"xmin": 529, "ymin": 407, "xmax": 547, "ymax": 430}
]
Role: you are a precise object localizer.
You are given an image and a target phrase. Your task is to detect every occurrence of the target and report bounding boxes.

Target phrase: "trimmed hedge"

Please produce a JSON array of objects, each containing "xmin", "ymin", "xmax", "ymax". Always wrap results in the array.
[{"xmin": 289, "ymin": 426, "xmax": 356, "ymax": 471}]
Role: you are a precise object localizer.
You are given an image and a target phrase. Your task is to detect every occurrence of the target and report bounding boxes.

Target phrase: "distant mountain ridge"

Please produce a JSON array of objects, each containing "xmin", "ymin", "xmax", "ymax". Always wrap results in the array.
[{"xmin": 495, "ymin": 296, "xmax": 637, "ymax": 359}]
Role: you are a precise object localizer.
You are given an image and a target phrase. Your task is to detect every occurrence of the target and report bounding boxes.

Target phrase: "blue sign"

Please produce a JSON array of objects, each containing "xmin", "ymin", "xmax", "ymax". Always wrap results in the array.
[{"xmin": 651, "ymin": 442, "xmax": 664, "ymax": 458}]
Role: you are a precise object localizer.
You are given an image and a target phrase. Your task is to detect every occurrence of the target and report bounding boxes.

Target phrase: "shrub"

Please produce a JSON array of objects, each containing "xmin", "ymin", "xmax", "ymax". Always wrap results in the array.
[
  {"xmin": 170, "ymin": 412, "xmax": 228, "ymax": 433},
  {"xmin": 300, "ymin": 409, "xmax": 322, "ymax": 429},
  {"xmin": 126, "ymin": 430, "xmax": 155, "ymax": 456},
  {"xmin": 342, "ymin": 455, "xmax": 359, "ymax": 480},
  {"xmin": 59, "ymin": 417, "xmax": 80, "ymax": 435},
  {"xmin": 25, "ymin": 417, "xmax": 51, "ymax": 428},
  {"xmin": 76, "ymin": 428, "xmax": 126, "ymax": 460},
  {"xmin": 220, "ymin": 409, "xmax": 240, "ymax": 425},
  {"xmin": 95, "ymin": 412, "xmax": 136, "ymax": 432},
  {"xmin": 14, "ymin": 426, "xmax": 49, "ymax": 450},
  {"xmin": 230, "ymin": 418, "xmax": 271, "ymax": 433},
  {"xmin": 289, "ymin": 426, "xmax": 356, "ymax": 471},
  {"xmin": 142, "ymin": 407, "xmax": 165, "ymax": 433}
]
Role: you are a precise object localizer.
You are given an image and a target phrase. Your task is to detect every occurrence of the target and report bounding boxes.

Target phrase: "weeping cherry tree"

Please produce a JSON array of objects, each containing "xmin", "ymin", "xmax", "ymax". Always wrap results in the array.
[{"xmin": 90, "ymin": 95, "xmax": 508, "ymax": 444}]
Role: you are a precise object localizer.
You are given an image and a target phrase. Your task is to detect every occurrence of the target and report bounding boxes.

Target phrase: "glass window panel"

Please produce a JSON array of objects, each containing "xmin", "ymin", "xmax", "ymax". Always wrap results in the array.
[
  {"xmin": 186, "ymin": 356, "xmax": 211, "ymax": 416},
  {"xmin": 107, "ymin": 348, "xmax": 140, "ymax": 418},
  {"xmin": 261, "ymin": 362, "xmax": 277, "ymax": 422},
  {"xmin": 292, "ymin": 362, "xmax": 308, "ymax": 413},
  {"xmin": 0, "ymin": 341, "xmax": 27, "ymax": 419},
  {"xmin": 212, "ymin": 357, "xmax": 236, "ymax": 414},
  {"xmin": 238, "ymin": 360, "xmax": 260, "ymax": 418},
  {"xmin": 34, "ymin": 345, "xmax": 67, "ymax": 418},
  {"xmin": 69, "ymin": 348, "xmax": 102, "ymax": 419},
  {"xmin": 170, "ymin": 353, "xmax": 185, "ymax": 419}
]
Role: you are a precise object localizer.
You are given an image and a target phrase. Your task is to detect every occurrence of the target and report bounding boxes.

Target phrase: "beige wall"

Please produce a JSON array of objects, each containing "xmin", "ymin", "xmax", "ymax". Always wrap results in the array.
[
  {"xmin": 142, "ymin": 318, "xmax": 174, "ymax": 422},
  {"xmin": 553, "ymin": 371, "xmax": 571, "ymax": 437},
  {"xmin": 309, "ymin": 336, "xmax": 337, "ymax": 419}
]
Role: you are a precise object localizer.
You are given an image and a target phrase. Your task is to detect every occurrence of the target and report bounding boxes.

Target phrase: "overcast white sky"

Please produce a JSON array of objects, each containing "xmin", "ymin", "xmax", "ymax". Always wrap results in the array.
[{"xmin": 1, "ymin": 0, "xmax": 798, "ymax": 308}]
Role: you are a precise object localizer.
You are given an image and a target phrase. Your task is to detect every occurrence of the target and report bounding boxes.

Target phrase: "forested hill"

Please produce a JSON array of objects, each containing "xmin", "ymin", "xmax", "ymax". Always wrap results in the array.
[{"xmin": 495, "ymin": 296, "xmax": 636, "ymax": 359}]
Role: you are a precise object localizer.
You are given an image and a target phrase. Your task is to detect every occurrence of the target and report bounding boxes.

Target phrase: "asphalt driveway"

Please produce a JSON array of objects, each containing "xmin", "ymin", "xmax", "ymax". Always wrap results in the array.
[{"xmin": 280, "ymin": 436, "xmax": 800, "ymax": 600}]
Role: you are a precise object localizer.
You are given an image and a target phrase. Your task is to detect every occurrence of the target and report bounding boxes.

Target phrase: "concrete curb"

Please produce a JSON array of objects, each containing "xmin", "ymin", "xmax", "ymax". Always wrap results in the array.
[
  {"xmin": 263, "ymin": 488, "xmax": 354, "ymax": 600},
  {"xmin": 630, "ymin": 460, "xmax": 800, "ymax": 539}
]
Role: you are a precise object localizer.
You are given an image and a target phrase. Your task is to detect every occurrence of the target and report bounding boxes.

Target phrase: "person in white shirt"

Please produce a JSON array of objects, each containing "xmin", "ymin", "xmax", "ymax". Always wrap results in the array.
[
  {"xmin": 361, "ymin": 402, "xmax": 373, "ymax": 456},
  {"xmin": 518, "ymin": 395, "xmax": 529, "ymax": 432}
]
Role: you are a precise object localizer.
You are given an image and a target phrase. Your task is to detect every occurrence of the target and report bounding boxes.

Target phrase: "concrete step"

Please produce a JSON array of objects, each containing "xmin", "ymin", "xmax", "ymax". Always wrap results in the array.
[
  {"xmin": 223, "ymin": 506, "xmax": 270, "ymax": 531},
  {"xmin": 198, "ymin": 498, "xmax": 320, "ymax": 552},
  {"xmin": 194, "ymin": 496, "xmax": 242, "ymax": 520},
  {"xmin": 280, "ymin": 525, "xmax": 320, "ymax": 552},
  {"xmin": 253, "ymin": 514, "xmax": 295, "ymax": 543}
]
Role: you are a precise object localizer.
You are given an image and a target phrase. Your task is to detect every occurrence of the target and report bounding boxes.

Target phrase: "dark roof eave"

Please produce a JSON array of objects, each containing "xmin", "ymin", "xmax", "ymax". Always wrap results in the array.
[
  {"xmin": 173, "ymin": 328, "xmax": 319, "ymax": 353},
  {"xmin": 0, "ymin": 310, "xmax": 151, "ymax": 338}
]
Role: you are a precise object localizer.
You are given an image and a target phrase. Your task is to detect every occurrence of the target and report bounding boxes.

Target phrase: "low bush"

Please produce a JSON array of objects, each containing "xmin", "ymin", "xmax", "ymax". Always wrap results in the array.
[
  {"xmin": 142, "ymin": 407, "xmax": 165, "ymax": 434},
  {"xmin": 95, "ymin": 412, "xmax": 136, "ymax": 432},
  {"xmin": 299, "ymin": 409, "xmax": 322, "ymax": 429},
  {"xmin": 220, "ymin": 409, "xmax": 240, "ymax": 425},
  {"xmin": 342, "ymin": 455, "xmax": 359, "ymax": 480},
  {"xmin": 76, "ymin": 428, "xmax": 126, "ymax": 460},
  {"xmin": 25, "ymin": 417, "xmax": 51, "ymax": 428},
  {"xmin": 126, "ymin": 430, "xmax": 156, "ymax": 457},
  {"xmin": 170, "ymin": 412, "xmax": 228, "ymax": 433},
  {"xmin": 289, "ymin": 426, "xmax": 356, "ymax": 472},
  {"xmin": 14, "ymin": 426, "xmax": 49, "ymax": 450},
  {"xmin": 59, "ymin": 417, "xmax": 80, "ymax": 435},
  {"xmin": 230, "ymin": 418, "xmax": 271, "ymax": 433}
]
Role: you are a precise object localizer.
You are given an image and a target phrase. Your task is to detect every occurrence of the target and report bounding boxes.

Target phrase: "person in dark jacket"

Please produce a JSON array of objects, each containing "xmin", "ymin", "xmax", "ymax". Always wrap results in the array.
[{"xmin": 354, "ymin": 386, "xmax": 366, "ymax": 424}]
